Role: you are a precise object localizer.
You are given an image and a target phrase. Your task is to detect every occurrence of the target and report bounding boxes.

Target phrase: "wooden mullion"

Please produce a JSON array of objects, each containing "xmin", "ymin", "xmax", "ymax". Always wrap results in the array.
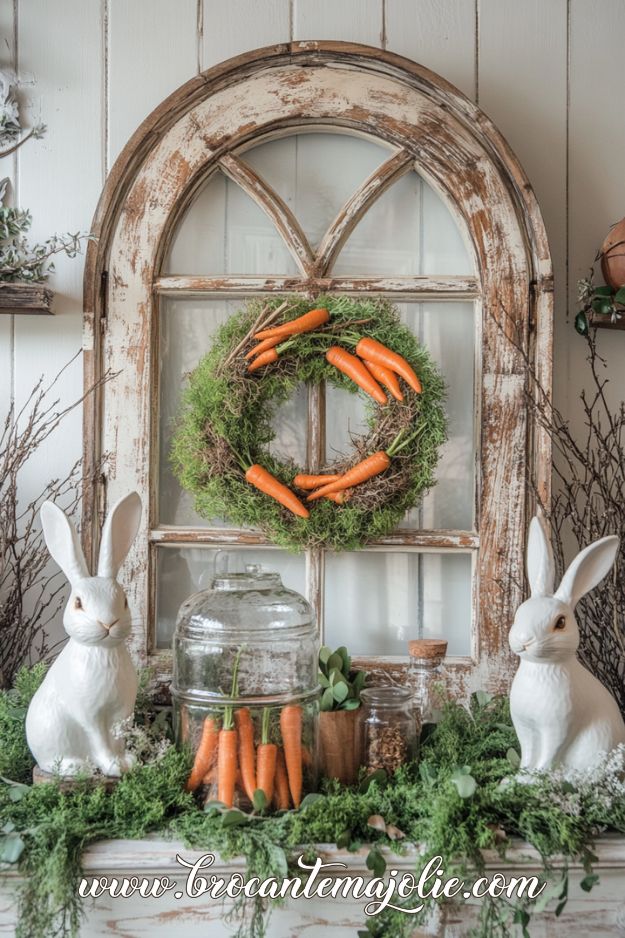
[
  {"xmin": 154, "ymin": 274, "xmax": 480, "ymax": 299},
  {"xmin": 312, "ymin": 149, "xmax": 414, "ymax": 277},
  {"xmin": 218, "ymin": 153, "xmax": 315, "ymax": 276},
  {"xmin": 149, "ymin": 527, "xmax": 479, "ymax": 550}
]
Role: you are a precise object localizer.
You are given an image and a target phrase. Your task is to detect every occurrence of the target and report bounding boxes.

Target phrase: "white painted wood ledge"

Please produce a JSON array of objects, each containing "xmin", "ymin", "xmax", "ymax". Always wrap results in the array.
[{"xmin": 2, "ymin": 836, "xmax": 625, "ymax": 936}]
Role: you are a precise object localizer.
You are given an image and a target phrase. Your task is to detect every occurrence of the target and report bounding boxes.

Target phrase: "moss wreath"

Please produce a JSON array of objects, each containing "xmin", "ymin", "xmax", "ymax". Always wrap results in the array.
[{"xmin": 172, "ymin": 295, "xmax": 447, "ymax": 551}]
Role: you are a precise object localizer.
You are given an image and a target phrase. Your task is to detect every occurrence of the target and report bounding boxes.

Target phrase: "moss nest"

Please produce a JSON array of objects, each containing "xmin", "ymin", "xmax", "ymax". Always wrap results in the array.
[{"xmin": 171, "ymin": 296, "xmax": 447, "ymax": 551}]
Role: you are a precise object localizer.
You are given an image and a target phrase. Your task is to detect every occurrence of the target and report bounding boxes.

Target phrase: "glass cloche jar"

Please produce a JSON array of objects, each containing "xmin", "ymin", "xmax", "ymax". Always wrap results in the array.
[{"xmin": 172, "ymin": 564, "xmax": 319, "ymax": 809}]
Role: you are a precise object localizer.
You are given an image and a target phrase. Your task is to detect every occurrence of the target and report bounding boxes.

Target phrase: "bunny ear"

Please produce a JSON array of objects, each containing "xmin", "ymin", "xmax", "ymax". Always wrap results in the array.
[
  {"xmin": 526, "ymin": 515, "xmax": 555, "ymax": 596},
  {"xmin": 97, "ymin": 492, "xmax": 142, "ymax": 578},
  {"xmin": 555, "ymin": 534, "xmax": 619, "ymax": 609},
  {"xmin": 40, "ymin": 501, "xmax": 89, "ymax": 585}
]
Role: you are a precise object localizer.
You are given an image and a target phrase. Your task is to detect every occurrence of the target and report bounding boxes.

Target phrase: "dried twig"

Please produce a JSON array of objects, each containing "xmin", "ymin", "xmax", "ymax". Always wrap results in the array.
[
  {"xmin": 495, "ymin": 302, "xmax": 625, "ymax": 714},
  {"xmin": 0, "ymin": 356, "xmax": 110, "ymax": 687}
]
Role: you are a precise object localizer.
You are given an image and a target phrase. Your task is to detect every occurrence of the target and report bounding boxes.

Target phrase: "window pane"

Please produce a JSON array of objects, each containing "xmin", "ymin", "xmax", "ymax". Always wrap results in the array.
[
  {"xmin": 164, "ymin": 171, "xmax": 298, "ymax": 275},
  {"xmin": 324, "ymin": 551, "xmax": 473, "ymax": 657},
  {"xmin": 324, "ymin": 302, "xmax": 475, "ymax": 531},
  {"xmin": 242, "ymin": 132, "xmax": 392, "ymax": 250},
  {"xmin": 332, "ymin": 172, "xmax": 473, "ymax": 276},
  {"xmin": 155, "ymin": 545, "xmax": 307, "ymax": 648},
  {"xmin": 158, "ymin": 298, "xmax": 308, "ymax": 526}
]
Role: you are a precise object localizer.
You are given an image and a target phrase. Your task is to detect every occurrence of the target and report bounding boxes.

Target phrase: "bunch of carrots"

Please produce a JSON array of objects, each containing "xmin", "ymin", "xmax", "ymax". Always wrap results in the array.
[
  {"xmin": 186, "ymin": 650, "xmax": 305, "ymax": 810},
  {"xmin": 242, "ymin": 306, "xmax": 424, "ymax": 518}
]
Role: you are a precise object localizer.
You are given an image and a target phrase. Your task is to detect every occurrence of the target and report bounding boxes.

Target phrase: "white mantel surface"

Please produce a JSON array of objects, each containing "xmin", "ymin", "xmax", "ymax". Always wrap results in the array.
[{"xmin": 2, "ymin": 837, "xmax": 625, "ymax": 936}]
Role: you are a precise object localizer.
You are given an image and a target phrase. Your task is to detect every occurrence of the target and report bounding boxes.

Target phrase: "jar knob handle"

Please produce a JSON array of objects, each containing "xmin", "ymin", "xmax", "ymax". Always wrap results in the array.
[{"xmin": 245, "ymin": 563, "xmax": 262, "ymax": 576}]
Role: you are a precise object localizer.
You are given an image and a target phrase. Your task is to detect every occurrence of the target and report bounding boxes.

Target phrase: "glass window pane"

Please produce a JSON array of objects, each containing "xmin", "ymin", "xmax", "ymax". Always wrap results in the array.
[
  {"xmin": 324, "ymin": 302, "xmax": 475, "ymax": 531},
  {"xmin": 164, "ymin": 170, "xmax": 298, "ymax": 275},
  {"xmin": 332, "ymin": 172, "xmax": 473, "ymax": 276},
  {"xmin": 155, "ymin": 546, "xmax": 307, "ymax": 648},
  {"xmin": 324, "ymin": 550, "xmax": 473, "ymax": 657},
  {"xmin": 158, "ymin": 298, "xmax": 308, "ymax": 526},
  {"xmin": 242, "ymin": 132, "xmax": 392, "ymax": 250}
]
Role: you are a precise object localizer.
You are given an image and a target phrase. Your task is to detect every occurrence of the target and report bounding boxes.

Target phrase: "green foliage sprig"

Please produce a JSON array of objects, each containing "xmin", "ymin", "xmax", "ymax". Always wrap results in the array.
[
  {"xmin": 575, "ymin": 272, "xmax": 625, "ymax": 334},
  {"xmin": 172, "ymin": 295, "xmax": 447, "ymax": 552},
  {"xmin": 3, "ymin": 670, "xmax": 625, "ymax": 938},
  {"xmin": 319, "ymin": 644, "xmax": 366, "ymax": 711}
]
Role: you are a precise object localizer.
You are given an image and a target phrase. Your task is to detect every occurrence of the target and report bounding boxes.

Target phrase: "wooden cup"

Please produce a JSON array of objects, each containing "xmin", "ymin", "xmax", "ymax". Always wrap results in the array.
[{"xmin": 318, "ymin": 708, "xmax": 362, "ymax": 786}]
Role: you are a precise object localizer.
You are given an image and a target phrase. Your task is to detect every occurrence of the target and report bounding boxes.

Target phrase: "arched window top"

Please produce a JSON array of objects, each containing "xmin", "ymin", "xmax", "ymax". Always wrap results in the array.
[{"xmin": 83, "ymin": 42, "xmax": 552, "ymax": 696}]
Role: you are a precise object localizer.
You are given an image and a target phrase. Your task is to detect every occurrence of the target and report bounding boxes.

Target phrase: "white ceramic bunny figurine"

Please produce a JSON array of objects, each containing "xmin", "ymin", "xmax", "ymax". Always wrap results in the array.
[
  {"xmin": 26, "ymin": 492, "xmax": 142, "ymax": 777},
  {"xmin": 509, "ymin": 514, "xmax": 625, "ymax": 775}
]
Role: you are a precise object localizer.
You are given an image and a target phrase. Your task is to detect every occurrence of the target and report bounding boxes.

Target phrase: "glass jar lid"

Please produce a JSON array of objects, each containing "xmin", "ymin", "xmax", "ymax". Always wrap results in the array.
[
  {"xmin": 361, "ymin": 686, "xmax": 413, "ymax": 708},
  {"xmin": 175, "ymin": 563, "xmax": 314, "ymax": 639}
]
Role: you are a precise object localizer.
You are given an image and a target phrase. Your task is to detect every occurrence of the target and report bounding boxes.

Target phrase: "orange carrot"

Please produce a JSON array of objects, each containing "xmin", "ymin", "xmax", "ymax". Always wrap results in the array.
[
  {"xmin": 256, "ymin": 707, "xmax": 277, "ymax": 804},
  {"xmin": 326, "ymin": 346, "xmax": 387, "ymax": 405},
  {"xmin": 217, "ymin": 728, "xmax": 238, "ymax": 807},
  {"xmin": 245, "ymin": 464, "xmax": 310, "ymax": 519},
  {"xmin": 234, "ymin": 708, "xmax": 257, "ymax": 802},
  {"xmin": 244, "ymin": 334, "xmax": 282, "ymax": 360},
  {"xmin": 306, "ymin": 451, "xmax": 391, "ymax": 501},
  {"xmin": 280, "ymin": 703, "xmax": 303, "ymax": 808},
  {"xmin": 293, "ymin": 473, "xmax": 342, "ymax": 490},
  {"xmin": 248, "ymin": 348, "xmax": 279, "ymax": 372},
  {"xmin": 323, "ymin": 490, "xmax": 352, "ymax": 504},
  {"xmin": 254, "ymin": 307, "xmax": 329, "ymax": 341},
  {"xmin": 186, "ymin": 716, "xmax": 219, "ymax": 791},
  {"xmin": 216, "ymin": 648, "xmax": 243, "ymax": 808},
  {"xmin": 356, "ymin": 337, "xmax": 422, "ymax": 394},
  {"xmin": 363, "ymin": 360, "xmax": 404, "ymax": 402},
  {"xmin": 274, "ymin": 747, "xmax": 291, "ymax": 810}
]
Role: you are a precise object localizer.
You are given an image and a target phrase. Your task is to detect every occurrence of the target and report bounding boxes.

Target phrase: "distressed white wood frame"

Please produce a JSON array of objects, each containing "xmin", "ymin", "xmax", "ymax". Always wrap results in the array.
[{"xmin": 82, "ymin": 42, "xmax": 552, "ymax": 696}]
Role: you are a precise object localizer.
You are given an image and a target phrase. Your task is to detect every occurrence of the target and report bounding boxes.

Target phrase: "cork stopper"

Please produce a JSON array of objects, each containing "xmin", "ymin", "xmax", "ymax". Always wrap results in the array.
[{"xmin": 408, "ymin": 638, "xmax": 448, "ymax": 660}]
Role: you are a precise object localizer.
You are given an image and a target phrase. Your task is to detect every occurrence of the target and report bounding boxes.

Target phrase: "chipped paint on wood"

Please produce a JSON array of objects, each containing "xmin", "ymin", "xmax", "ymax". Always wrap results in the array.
[{"xmin": 82, "ymin": 42, "xmax": 553, "ymax": 691}]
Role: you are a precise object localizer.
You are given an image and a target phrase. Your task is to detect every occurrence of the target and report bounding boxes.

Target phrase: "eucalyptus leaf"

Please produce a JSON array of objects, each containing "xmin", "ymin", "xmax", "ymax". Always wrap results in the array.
[
  {"xmin": 451, "ymin": 770, "xmax": 477, "ymax": 798},
  {"xmin": 332, "ymin": 682, "xmax": 349, "ymax": 703},
  {"xmin": 318, "ymin": 673, "xmax": 330, "ymax": 688},
  {"xmin": 506, "ymin": 747, "xmax": 521, "ymax": 769},
  {"xmin": 615, "ymin": 286, "xmax": 625, "ymax": 305},
  {"xmin": 266, "ymin": 842, "xmax": 288, "ymax": 878},
  {"xmin": 319, "ymin": 646, "xmax": 332, "ymax": 668},
  {"xmin": 252, "ymin": 789, "xmax": 267, "ymax": 812},
  {"xmin": 366, "ymin": 847, "xmax": 386, "ymax": 878},
  {"xmin": 320, "ymin": 687, "xmax": 334, "ymax": 711},
  {"xmin": 327, "ymin": 653, "xmax": 344, "ymax": 673},
  {"xmin": 341, "ymin": 698, "xmax": 361, "ymax": 711},
  {"xmin": 359, "ymin": 768, "xmax": 387, "ymax": 793},
  {"xmin": 1, "ymin": 832, "xmax": 24, "ymax": 863},
  {"xmin": 594, "ymin": 285, "xmax": 613, "ymax": 296},
  {"xmin": 580, "ymin": 873, "xmax": 599, "ymax": 892},
  {"xmin": 299, "ymin": 793, "xmax": 324, "ymax": 809},
  {"xmin": 220, "ymin": 809, "xmax": 249, "ymax": 828}
]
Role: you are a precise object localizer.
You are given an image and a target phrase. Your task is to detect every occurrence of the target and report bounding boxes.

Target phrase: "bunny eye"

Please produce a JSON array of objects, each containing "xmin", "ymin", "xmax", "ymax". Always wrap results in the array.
[
  {"xmin": 74, "ymin": 596, "xmax": 82, "ymax": 610},
  {"xmin": 553, "ymin": 616, "xmax": 566, "ymax": 631}
]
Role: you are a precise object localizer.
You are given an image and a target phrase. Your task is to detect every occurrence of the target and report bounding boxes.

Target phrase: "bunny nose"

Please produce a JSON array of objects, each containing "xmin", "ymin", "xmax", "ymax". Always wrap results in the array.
[{"xmin": 98, "ymin": 619, "xmax": 119, "ymax": 632}]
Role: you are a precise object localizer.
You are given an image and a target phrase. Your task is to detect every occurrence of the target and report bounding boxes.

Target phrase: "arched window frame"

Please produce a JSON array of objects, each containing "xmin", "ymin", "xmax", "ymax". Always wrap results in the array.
[{"xmin": 82, "ymin": 41, "xmax": 552, "ymax": 696}]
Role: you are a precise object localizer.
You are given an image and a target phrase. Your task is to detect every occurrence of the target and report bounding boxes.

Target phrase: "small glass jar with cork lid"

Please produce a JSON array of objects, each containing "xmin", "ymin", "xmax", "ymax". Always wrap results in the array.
[
  {"xmin": 360, "ymin": 686, "xmax": 418, "ymax": 775},
  {"xmin": 408, "ymin": 639, "xmax": 448, "ymax": 740}
]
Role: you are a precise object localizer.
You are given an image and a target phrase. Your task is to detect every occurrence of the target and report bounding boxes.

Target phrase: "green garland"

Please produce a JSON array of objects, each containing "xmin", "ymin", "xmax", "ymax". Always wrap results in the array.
[
  {"xmin": 2, "ymin": 668, "xmax": 625, "ymax": 938},
  {"xmin": 171, "ymin": 295, "xmax": 447, "ymax": 551}
]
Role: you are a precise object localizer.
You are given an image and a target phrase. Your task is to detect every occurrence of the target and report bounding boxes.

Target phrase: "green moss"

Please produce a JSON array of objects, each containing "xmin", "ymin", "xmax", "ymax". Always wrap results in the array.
[
  {"xmin": 171, "ymin": 296, "xmax": 447, "ymax": 551},
  {"xmin": 3, "ymin": 672, "xmax": 624, "ymax": 938},
  {"xmin": 0, "ymin": 662, "xmax": 46, "ymax": 783}
]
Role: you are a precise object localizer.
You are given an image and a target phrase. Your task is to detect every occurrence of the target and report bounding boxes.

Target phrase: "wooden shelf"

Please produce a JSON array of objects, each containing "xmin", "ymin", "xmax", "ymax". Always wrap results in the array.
[
  {"xmin": 589, "ymin": 311, "xmax": 625, "ymax": 330},
  {"xmin": 0, "ymin": 281, "xmax": 54, "ymax": 315}
]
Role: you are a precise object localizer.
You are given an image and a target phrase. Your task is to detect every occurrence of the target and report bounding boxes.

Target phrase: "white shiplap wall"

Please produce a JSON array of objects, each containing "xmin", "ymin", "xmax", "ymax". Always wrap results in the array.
[{"xmin": 2, "ymin": 0, "xmax": 624, "ymax": 637}]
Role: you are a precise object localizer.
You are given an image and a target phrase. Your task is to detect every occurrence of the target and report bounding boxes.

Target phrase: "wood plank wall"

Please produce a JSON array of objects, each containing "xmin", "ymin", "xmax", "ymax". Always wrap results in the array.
[{"xmin": 1, "ymin": 0, "xmax": 624, "ymax": 639}]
